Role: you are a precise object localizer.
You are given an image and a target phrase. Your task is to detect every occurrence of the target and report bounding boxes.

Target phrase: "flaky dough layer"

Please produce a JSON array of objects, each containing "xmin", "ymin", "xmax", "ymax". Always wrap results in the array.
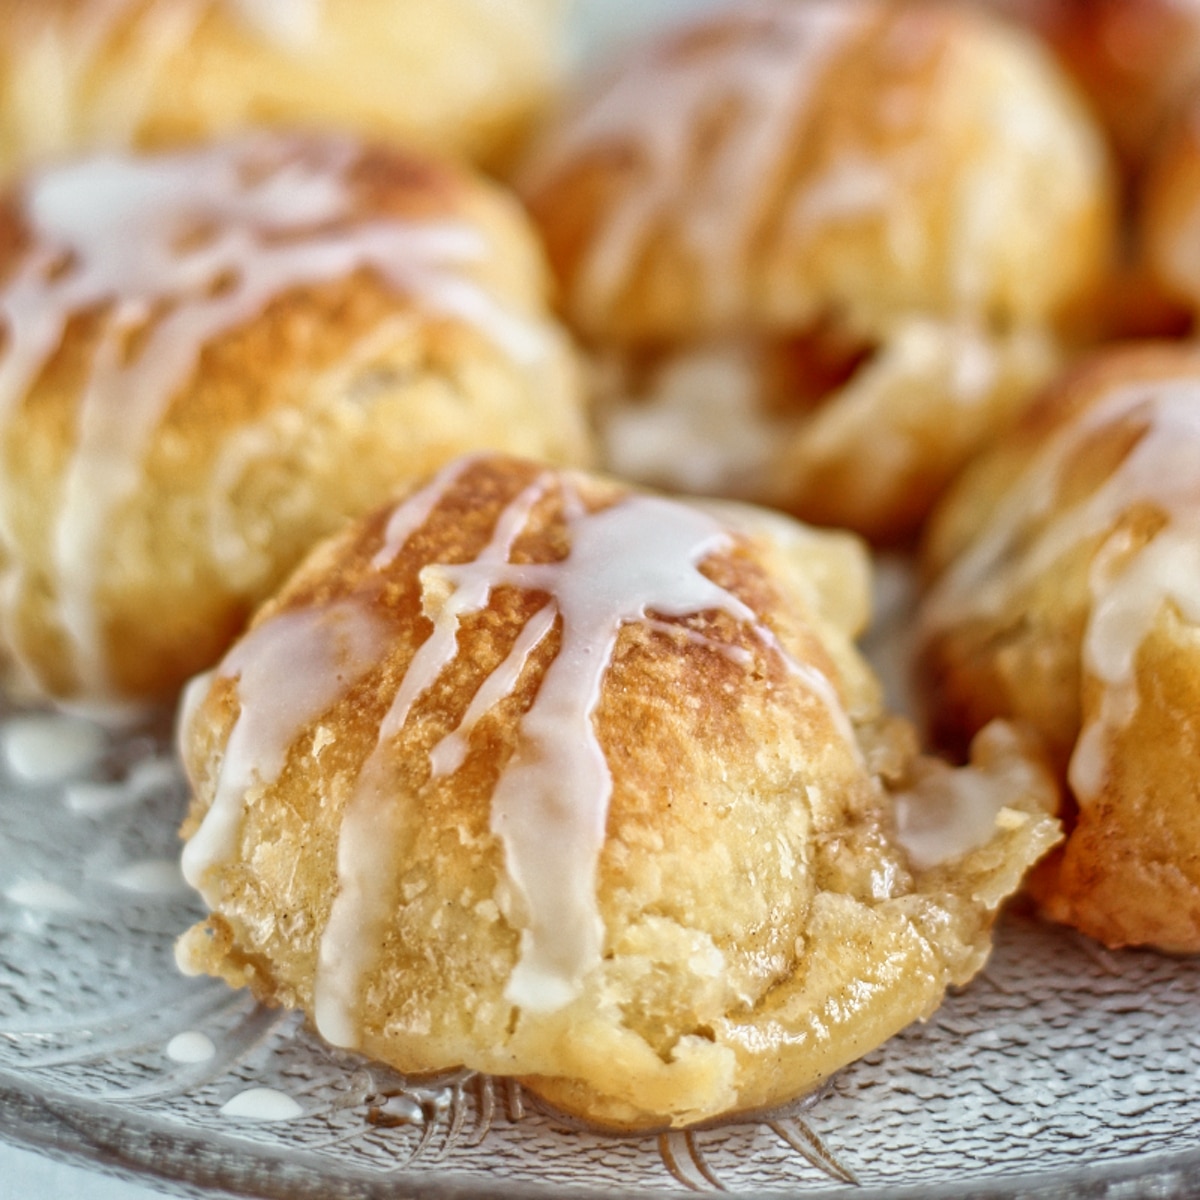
[
  {"xmin": 0, "ymin": 132, "xmax": 590, "ymax": 710},
  {"xmin": 178, "ymin": 454, "xmax": 1060, "ymax": 1131},
  {"xmin": 920, "ymin": 345, "xmax": 1200, "ymax": 952},
  {"xmin": 0, "ymin": 0, "xmax": 565, "ymax": 176},
  {"xmin": 519, "ymin": 0, "xmax": 1114, "ymax": 542}
]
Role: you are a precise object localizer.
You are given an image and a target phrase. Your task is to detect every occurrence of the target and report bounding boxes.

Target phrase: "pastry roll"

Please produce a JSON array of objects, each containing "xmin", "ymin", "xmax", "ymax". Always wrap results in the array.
[
  {"xmin": 0, "ymin": 0, "xmax": 565, "ymax": 176},
  {"xmin": 984, "ymin": 0, "xmax": 1200, "ymax": 173},
  {"xmin": 1146, "ymin": 96, "xmax": 1200, "ymax": 323},
  {"xmin": 177, "ymin": 453, "xmax": 1060, "ymax": 1132},
  {"xmin": 519, "ymin": 0, "xmax": 1115, "ymax": 543},
  {"xmin": 0, "ymin": 131, "xmax": 589, "ymax": 712},
  {"xmin": 919, "ymin": 345, "xmax": 1200, "ymax": 952}
]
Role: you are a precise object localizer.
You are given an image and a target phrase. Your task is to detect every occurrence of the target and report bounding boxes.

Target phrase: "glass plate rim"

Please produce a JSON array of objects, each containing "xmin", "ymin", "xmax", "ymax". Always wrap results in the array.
[{"xmin": 5, "ymin": 1068, "xmax": 1200, "ymax": 1200}]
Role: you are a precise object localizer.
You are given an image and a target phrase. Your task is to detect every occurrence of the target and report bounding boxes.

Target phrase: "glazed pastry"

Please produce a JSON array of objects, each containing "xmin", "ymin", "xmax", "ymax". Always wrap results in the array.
[
  {"xmin": 518, "ymin": 0, "xmax": 1115, "ymax": 543},
  {"xmin": 0, "ymin": 131, "xmax": 589, "ymax": 712},
  {"xmin": 919, "ymin": 345, "xmax": 1200, "ymax": 952},
  {"xmin": 1146, "ymin": 96, "xmax": 1200, "ymax": 324},
  {"xmin": 984, "ymin": 0, "xmax": 1200, "ymax": 174},
  {"xmin": 0, "ymin": 0, "xmax": 565, "ymax": 176},
  {"xmin": 177, "ymin": 453, "xmax": 1061, "ymax": 1132}
]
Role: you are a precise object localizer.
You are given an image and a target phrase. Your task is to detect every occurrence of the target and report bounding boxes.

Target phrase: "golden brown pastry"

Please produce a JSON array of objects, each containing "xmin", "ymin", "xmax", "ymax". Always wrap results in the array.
[
  {"xmin": 984, "ymin": 0, "xmax": 1200, "ymax": 174},
  {"xmin": 0, "ymin": 0, "xmax": 565, "ymax": 176},
  {"xmin": 0, "ymin": 131, "xmax": 589, "ymax": 713},
  {"xmin": 518, "ymin": 0, "xmax": 1116, "ymax": 543},
  {"xmin": 919, "ymin": 344, "xmax": 1200, "ymax": 952},
  {"xmin": 1146, "ymin": 95, "xmax": 1200, "ymax": 323},
  {"xmin": 177, "ymin": 453, "xmax": 1061, "ymax": 1132}
]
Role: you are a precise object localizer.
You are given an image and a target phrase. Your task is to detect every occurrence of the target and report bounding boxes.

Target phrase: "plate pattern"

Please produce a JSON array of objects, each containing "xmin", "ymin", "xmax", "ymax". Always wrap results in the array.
[{"xmin": 2, "ymin": 703, "xmax": 1200, "ymax": 1199}]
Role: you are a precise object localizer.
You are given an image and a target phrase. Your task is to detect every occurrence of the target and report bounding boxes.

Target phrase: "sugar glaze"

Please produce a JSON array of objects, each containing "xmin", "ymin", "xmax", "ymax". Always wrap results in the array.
[
  {"xmin": 922, "ymin": 378, "xmax": 1200, "ymax": 806},
  {"xmin": 316, "ymin": 472, "xmax": 860, "ymax": 1041},
  {"xmin": 522, "ymin": 0, "xmax": 866, "ymax": 330},
  {"xmin": 0, "ymin": 133, "xmax": 544, "ymax": 701},
  {"xmin": 179, "ymin": 464, "xmax": 857, "ymax": 1043}
]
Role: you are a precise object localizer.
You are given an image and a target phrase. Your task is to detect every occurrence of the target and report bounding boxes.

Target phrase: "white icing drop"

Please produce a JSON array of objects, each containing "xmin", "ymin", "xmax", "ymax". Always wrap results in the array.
[
  {"xmin": 4, "ymin": 879, "xmax": 84, "ymax": 912},
  {"xmin": 894, "ymin": 762, "xmax": 1028, "ymax": 871},
  {"xmin": 1, "ymin": 713, "xmax": 106, "ymax": 783},
  {"xmin": 219, "ymin": 1086, "xmax": 303, "ymax": 1121},
  {"xmin": 313, "ymin": 468, "xmax": 856, "ymax": 1046},
  {"xmin": 181, "ymin": 599, "xmax": 389, "ymax": 905},
  {"xmin": 106, "ymin": 858, "xmax": 188, "ymax": 895},
  {"xmin": 923, "ymin": 378, "xmax": 1200, "ymax": 807},
  {"xmin": 65, "ymin": 754, "xmax": 179, "ymax": 816},
  {"xmin": 523, "ymin": 0, "xmax": 865, "ymax": 328},
  {"xmin": 0, "ymin": 133, "xmax": 544, "ymax": 698},
  {"xmin": 166, "ymin": 1030, "xmax": 216, "ymax": 1064}
]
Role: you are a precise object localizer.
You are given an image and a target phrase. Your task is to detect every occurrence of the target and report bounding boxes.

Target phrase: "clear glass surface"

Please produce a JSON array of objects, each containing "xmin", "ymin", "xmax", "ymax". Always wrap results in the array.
[{"xmin": 1, "ymin": 688, "xmax": 1200, "ymax": 1200}]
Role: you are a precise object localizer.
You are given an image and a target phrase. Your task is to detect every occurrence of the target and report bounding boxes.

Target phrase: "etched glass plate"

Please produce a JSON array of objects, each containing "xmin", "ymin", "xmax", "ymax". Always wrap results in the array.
[{"xmin": 2, "ymin": 668, "xmax": 1200, "ymax": 1198}]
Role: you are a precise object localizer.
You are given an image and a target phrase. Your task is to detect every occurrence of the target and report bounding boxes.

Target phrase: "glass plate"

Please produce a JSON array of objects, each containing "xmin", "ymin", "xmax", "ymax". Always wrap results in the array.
[
  {"xmin": 3, "ymin": 5, "xmax": 1200, "ymax": 1198},
  {"xmin": 2, "ymin": 603, "xmax": 1200, "ymax": 1200}
]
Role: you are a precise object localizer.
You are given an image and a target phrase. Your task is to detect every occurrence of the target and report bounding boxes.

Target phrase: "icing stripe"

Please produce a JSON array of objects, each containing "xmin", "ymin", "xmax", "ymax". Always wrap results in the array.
[
  {"xmin": 311, "ymin": 469, "xmax": 857, "ymax": 1044},
  {"xmin": 0, "ymin": 135, "xmax": 545, "ymax": 697},
  {"xmin": 922, "ymin": 377, "xmax": 1200, "ymax": 804}
]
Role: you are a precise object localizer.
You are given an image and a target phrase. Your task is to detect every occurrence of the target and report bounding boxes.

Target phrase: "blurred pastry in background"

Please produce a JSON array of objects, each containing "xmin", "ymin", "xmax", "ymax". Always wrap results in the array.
[
  {"xmin": 0, "ymin": 130, "xmax": 589, "ymax": 714},
  {"xmin": 1145, "ymin": 94, "xmax": 1200, "ymax": 328},
  {"xmin": 0, "ymin": 0, "xmax": 566, "ymax": 176},
  {"xmin": 983, "ymin": 0, "xmax": 1200, "ymax": 175},
  {"xmin": 177, "ymin": 452, "xmax": 1061, "ymax": 1132},
  {"xmin": 519, "ymin": 0, "xmax": 1116, "ymax": 544},
  {"xmin": 918, "ymin": 344, "xmax": 1200, "ymax": 953},
  {"xmin": 980, "ymin": 0, "xmax": 1200, "ymax": 342}
]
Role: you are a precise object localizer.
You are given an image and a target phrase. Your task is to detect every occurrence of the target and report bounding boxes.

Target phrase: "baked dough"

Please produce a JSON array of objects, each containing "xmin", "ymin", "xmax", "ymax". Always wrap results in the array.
[
  {"xmin": 1146, "ymin": 95, "xmax": 1200, "ymax": 323},
  {"xmin": 177, "ymin": 453, "xmax": 1060, "ymax": 1131},
  {"xmin": 0, "ymin": 0, "xmax": 565, "ymax": 176},
  {"xmin": 519, "ymin": 0, "xmax": 1115, "ymax": 542},
  {"xmin": 0, "ymin": 131, "xmax": 589, "ymax": 712},
  {"xmin": 919, "ymin": 345, "xmax": 1200, "ymax": 952},
  {"xmin": 985, "ymin": 0, "xmax": 1200, "ymax": 173}
]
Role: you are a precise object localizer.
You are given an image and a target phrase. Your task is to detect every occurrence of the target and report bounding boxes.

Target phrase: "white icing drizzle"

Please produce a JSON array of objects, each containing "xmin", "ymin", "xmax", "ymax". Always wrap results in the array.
[
  {"xmin": 0, "ymin": 134, "xmax": 543, "ymax": 698},
  {"xmin": 225, "ymin": 0, "xmax": 323, "ymax": 49},
  {"xmin": 180, "ymin": 599, "xmax": 389, "ymax": 905},
  {"xmin": 313, "ymin": 477, "xmax": 553, "ymax": 1046},
  {"xmin": 922, "ymin": 378, "xmax": 1200, "ymax": 806},
  {"xmin": 523, "ymin": 0, "xmax": 865, "ymax": 328},
  {"xmin": 71, "ymin": 0, "xmax": 324, "ymax": 60},
  {"xmin": 7, "ymin": 0, "xmax": 328, "ymax": 173},
  {"xmin": 428, "ymin": 602, "xmax": 559, "ymax": 779},
  {"xmin": 370, "ymin": 456, "xmax": 478, "ymax": 572},
  {"xmin": 313, "ymin": 468, "xmax": 856, "ymax": 1045},
  {"xmin": 893, "ymin": 744, "xmax": 1037, "ymax": 871}
]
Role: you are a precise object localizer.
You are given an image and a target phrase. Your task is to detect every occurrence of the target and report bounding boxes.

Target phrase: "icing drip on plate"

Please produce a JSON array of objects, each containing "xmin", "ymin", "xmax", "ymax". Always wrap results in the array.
[
  {"xmin": 0, "ymin": 133, "xmax": 545, "ymax": 699},
  {"xmin": 922, "ymin": 378, "xmax": 1200, "ymax": 806}
]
